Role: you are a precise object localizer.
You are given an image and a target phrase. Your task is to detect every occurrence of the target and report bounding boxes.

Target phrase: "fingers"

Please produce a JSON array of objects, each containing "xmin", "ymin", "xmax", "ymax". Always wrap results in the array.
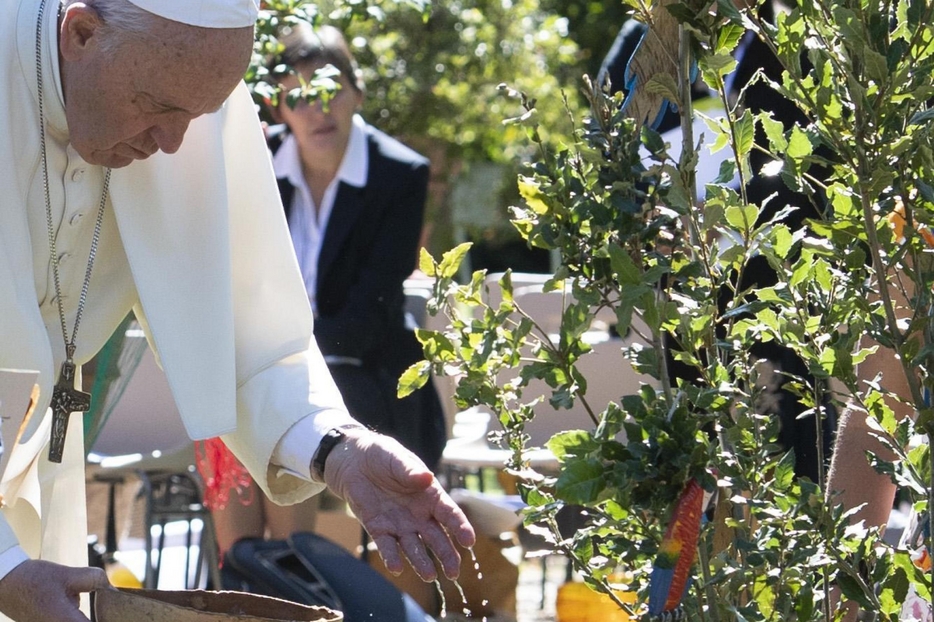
[
  {"xmin": 371, "ymin": 517, "xmax": 467, "ymax": 581},
  {"xmin": 418, "ymin": 521, "xmax": 462, "ymax": 580},
  {"xmin": 373, "ymin": 530, "xmax": 438, "ymax": 582},
  {"xmin": 397, "ymin": 532, "xmax": 438, "ymax": 582},
  {"xmin": 372, "ymin": 534, "xmax": 405, "ymax": 576},
  {"xmin": 65, "ymin": 567, "xmax": 111, "ymax": 595},
  {"xmin": 390, "ymin": 464, "xmax": 434, "ymax": 491},
  {"xmin": 0, "ymin": 560, "xmax": 102, "ymax": 622},
  {"xmin": 432, "ymin": 493, "xmax": 477, "ymax": 550}
]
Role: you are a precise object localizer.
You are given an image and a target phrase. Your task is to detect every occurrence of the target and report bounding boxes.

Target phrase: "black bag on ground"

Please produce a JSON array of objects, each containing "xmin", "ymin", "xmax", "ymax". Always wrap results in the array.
[
  {"xmin": 221, "ymin": 533, "xmax": 432, "ymax": 622},
  {"xmin": 220, "ymin": 538, "xmax": 342, "ymax": 612}
]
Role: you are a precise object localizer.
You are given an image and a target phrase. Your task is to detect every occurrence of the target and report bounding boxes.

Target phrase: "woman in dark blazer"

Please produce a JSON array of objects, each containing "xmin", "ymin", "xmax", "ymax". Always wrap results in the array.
[
  {"xmin": 204, "ymin": 24, "xmax": 446, "ymax": 558},
  {"xmin": 269, "ymin": 69, "xmax": 446, "ymax": 474}
]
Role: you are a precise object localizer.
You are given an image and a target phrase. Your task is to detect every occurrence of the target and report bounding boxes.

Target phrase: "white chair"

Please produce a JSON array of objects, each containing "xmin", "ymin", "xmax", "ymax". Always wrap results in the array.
[
  {"xmin": 442, "ymin": 407, "xmax": 560, "ymax": 488},
  {"xmin": 511, "ymin": 282, "xmax": 642, "ymax": 341},
  {"xmin": 504, "ymin": 280, "xmax": 656, "ymax": 447},
  {"xmin": 521, "ymin": 338, "xmax": 650, "ymax": 447},
  {"xmin": 441, "ymin": 336, "xmax": 656, "ymax": 485},
  {"xmin": 442, "ymin": 269, "xmax": 659, "ymax": 466}
]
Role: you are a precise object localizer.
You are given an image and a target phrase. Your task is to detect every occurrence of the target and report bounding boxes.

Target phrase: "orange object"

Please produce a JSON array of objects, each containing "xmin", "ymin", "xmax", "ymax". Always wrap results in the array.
[
  {"xmin": 911, "ymin": 547, "xmax": 932, "ymax": 572},
  {"xmin": 650, "ymin": 478, "xmax": 705, "ymax": 614},
  {"xmin": 556, "ymin": 577, "xmax": 636, "ymax": 622},
  {"xmin": 888, "ymin": 198, "xmax": 934, "ymax": 247}
]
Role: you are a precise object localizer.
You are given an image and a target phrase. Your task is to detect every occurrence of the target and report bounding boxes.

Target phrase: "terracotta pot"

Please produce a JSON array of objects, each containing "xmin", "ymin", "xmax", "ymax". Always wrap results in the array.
[{"xmin": 93, "ymin": 588, "xmax": 342, "ymax": 622}]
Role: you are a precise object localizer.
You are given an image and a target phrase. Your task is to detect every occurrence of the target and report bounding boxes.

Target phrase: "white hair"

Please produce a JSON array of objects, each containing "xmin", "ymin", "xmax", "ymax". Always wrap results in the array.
[{"xmin": 61, "ymin": 0, "xmax": 161, "ymax": 52}]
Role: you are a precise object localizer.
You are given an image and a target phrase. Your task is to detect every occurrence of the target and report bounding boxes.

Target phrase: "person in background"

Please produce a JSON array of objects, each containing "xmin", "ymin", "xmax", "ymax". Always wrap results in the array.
[
  {"xmin": 599, "ymin": 2, "xmax": 836, "ymax": 483},
  {"xmin": 203, "ymin": 23, "xmax": 448, "ymax": 559}
]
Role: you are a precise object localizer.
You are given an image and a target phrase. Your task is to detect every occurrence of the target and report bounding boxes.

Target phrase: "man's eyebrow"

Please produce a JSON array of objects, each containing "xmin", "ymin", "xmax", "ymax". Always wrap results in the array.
[
  {"xmin": 141, "ymin": 92, "xmax": 224, "ymax": 116},
  {"xmin": 139, "ymin": 92, "xmax": 180, "ymax": 109}
]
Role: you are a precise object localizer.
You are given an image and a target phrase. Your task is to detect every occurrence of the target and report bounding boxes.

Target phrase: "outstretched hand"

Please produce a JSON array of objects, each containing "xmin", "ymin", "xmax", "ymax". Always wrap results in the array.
[
  {"xmin": 323, "ymin": 430, "xmax": 476, "ymax": 581},
  {"xmin": 0, "ymin": 559, "xmax": 110, "ymax": 622}
]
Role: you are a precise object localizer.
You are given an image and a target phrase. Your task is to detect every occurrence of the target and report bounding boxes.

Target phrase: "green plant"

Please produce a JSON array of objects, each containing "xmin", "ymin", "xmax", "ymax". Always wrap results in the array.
[{"xmin": 407, "ymin": 0, "xmax": 934, "ymax": 619}]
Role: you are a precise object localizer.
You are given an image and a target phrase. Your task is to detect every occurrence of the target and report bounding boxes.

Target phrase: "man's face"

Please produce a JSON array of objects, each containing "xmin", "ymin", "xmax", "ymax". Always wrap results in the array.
[{"xmin": 58, "ymin": 6, "xmax": 254, "ymax": 169}]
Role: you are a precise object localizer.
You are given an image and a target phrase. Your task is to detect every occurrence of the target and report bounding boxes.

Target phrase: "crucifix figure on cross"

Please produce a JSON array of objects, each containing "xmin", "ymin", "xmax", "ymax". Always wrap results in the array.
[{"xmin": 48, "ymin": 359, "xmax": 90, "ymax": 463}]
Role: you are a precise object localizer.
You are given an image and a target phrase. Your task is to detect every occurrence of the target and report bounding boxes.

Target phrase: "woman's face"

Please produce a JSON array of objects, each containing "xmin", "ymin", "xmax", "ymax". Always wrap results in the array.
[{"xmin": 276, "ymin": 62, "xmax": 363, "ymax": 171}]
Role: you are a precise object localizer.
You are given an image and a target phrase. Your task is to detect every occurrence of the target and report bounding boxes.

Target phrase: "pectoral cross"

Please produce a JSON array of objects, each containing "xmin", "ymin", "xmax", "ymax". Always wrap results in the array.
[{"xmin": 48, "ymin": 360, "xmax": 90, "ymax": 463}]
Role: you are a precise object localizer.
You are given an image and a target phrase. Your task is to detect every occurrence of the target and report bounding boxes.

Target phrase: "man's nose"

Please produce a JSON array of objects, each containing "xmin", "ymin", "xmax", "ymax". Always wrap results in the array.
[{"xmin": 151, "ymin": 117, "xmax": 191, "ymax": 154}]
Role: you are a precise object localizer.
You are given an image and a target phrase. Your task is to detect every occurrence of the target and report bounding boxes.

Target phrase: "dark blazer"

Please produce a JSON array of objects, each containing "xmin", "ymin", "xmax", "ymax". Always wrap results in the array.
[
  {"xmin": 725, "ymin": 13, "xmax": 836, "ymax": 482},
  {"xmin": 600, "ymin": 8, "xmax": 834, "ymax": 482},
  {"xmin": 271, "ymin": 122, "xmax": 446, "ymax": 471}
]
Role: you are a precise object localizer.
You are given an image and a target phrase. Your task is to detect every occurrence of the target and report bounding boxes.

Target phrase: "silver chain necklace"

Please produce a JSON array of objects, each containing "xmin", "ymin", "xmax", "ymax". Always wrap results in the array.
[{"xmin": 35, "ymin": 0, "xmax": 112, "ymax": 463}]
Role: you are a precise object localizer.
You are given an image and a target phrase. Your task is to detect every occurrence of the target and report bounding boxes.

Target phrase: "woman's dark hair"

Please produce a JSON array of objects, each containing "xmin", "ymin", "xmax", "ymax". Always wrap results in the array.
[{"xmin": 268, "ymin": 24, "xmax": 364, "ymax": 94}]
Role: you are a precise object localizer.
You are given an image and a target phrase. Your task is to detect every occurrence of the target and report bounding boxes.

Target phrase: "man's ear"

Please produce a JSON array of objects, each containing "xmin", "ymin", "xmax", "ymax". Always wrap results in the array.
[{"xmin": 59, "ymin": 3, "xmax": 104, "ymax": 62}]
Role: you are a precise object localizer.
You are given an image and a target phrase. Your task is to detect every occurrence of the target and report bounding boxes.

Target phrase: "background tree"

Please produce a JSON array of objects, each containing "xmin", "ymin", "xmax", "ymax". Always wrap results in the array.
[
  {"xmin": 254, "ymin": 0, "xmax": 588, "ymax": 264},
  {"xmin": 541, "ymin": 0, "xmax": 632, "ymax": 80}
]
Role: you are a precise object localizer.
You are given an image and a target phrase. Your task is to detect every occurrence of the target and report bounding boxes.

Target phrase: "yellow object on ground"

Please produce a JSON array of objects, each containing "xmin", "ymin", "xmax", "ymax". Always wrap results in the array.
[
  {"xmin": 105, "ymin": 560, "xmax": 143, "ymax": 589},
  {"xmin": 555, "ymin": 578, "xmax": 636, "ymax": 622}
]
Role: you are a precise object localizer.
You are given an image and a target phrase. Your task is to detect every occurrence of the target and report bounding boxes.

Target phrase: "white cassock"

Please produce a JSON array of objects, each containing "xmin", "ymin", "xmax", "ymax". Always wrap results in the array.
[{"xmin": 0, "ymin": 0, "xmax": 356, "ymax": 614}]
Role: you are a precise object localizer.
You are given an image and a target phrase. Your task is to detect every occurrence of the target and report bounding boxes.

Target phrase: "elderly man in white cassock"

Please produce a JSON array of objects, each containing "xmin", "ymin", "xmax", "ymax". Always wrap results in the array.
[{"xmin": 0, "ymin": 0, "xmax": 476, "ymax": 619}]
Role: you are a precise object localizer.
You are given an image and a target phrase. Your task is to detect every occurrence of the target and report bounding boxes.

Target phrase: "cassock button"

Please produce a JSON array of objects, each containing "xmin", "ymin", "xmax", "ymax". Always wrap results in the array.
[
  {"xmin": 69, "ymin": 212, "xmax": 85, "ymax": 226},
  {"xmin": 58, "ymin": 252, "xmax": 71, "ymax": 264},
  {"xmin": 71, "ymin": 169, "xmax": 86, "ymax": 182}
]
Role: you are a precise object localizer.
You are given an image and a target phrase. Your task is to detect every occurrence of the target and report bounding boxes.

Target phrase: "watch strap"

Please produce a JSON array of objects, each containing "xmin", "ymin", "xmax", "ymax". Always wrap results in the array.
[{"xmin": 311, "ymin": 423, "xmax": 365, "ymax": 482}]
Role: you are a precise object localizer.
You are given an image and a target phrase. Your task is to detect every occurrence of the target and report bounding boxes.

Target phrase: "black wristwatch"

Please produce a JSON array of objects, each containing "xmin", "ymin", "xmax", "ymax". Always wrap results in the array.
[{"xmin": 311, "ymin": 424, "xmax": 365, "ymax": 482}]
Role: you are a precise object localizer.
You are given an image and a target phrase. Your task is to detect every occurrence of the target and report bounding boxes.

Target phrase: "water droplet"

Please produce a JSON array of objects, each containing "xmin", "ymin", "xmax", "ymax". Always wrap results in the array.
[
  {"xmin": 451, "ymin": 578, "xmax": 472, "ymax": 617},
  {"xmin": 469, "ymin": 547, "xmax": 483, "ymax": 579},
  {"xmin": 434, "ymin": 579, "xmax": 446, "ymax": 618}
]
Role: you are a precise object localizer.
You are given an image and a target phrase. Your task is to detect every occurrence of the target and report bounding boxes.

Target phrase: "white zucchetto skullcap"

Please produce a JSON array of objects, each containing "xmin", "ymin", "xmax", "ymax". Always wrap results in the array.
[{"xmin": 125, "ymin": 0, "xmax": 259, "ymax": 28}]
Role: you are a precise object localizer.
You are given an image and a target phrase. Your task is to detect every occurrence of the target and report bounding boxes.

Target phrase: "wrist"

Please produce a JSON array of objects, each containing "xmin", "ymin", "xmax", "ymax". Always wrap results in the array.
[{"xmin": 310, "ymin": 423, "xmax": 367, "ymax": 483}]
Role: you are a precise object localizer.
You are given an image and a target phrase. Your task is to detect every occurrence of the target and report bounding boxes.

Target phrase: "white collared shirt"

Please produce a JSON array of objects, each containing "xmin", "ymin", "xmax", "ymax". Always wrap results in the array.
[{"xmin": 273, "ymin": 114, "xmax": 369, "ymax": 316}]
